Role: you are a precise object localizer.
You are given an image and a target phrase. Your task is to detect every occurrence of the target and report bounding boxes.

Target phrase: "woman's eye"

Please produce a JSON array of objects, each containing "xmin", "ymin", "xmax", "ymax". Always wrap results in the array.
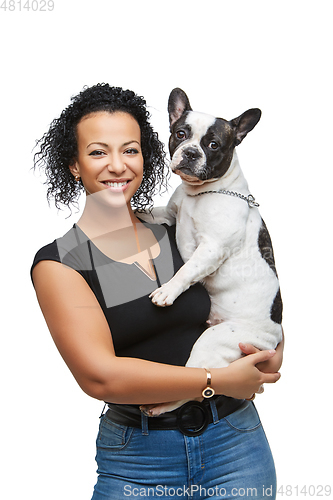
[
  {"xmin": 89, "ymin": 150, "xmax": 105, "ymax": 156},
  {"xmin": 208, "ymin": 141, "xmax": 219, "ymax": 150},
  {"xmin": 176, "ymin": 130, "xmax": 186, "ymax": 140},
  {"xmin": 125, "ymin": 148, "xmax": 139, "ymax": 155}
]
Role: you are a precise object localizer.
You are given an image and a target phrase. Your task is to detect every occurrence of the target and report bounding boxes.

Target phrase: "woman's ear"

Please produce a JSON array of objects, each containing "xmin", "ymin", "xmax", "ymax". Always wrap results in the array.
[{"xmin": 69, "ymin": 162, "xmax": 80, "ymax": 180}]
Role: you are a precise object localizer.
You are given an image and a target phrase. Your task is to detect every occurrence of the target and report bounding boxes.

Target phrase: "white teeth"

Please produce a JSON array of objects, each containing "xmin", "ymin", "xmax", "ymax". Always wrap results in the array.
[{"xmin": 105, "ymin": 181, "xmax": 128, "ymax": 187}]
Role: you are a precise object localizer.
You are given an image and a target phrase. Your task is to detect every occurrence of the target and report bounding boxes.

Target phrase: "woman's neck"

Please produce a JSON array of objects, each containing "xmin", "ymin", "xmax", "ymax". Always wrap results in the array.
[{"xmin": 76, "ymin": 195, "xmax": 139, "ymax": 239}]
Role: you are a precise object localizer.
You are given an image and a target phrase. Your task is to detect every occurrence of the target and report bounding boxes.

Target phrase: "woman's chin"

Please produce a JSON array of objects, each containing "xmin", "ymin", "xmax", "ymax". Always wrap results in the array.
[{"xmin": 86, "ymin": 190, "xmax": 130, "ymax": 210}]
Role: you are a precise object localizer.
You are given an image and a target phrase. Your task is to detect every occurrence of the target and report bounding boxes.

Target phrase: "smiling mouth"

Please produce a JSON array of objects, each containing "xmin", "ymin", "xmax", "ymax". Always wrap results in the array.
[{"xmin": 101, "ymin": 180, "xmax": 131, "ymax": 191}]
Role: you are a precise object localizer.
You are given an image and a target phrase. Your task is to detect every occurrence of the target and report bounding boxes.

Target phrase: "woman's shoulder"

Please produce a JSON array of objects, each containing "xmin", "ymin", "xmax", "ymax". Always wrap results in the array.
[
  {"xmin": 30, "ymin": 225, "xmax": 92, "ymax": 283},
  {"xmin": 32, "ymin": 239, "xmax": 60, "ymax": 267}
]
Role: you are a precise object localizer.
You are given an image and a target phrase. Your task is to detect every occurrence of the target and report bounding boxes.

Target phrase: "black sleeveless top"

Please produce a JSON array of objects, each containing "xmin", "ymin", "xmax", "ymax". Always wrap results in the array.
[{"xmin": 31, "ymin": 222, "xmax": 211, "ymax": 366}]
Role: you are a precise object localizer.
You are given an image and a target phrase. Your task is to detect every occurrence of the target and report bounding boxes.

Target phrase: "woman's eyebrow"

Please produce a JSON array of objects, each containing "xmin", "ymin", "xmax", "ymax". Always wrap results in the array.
[
  {"xmin": 87, "ymin": 142, "xmax": 109, "ymax": 149},
  {"xmin": 86, "ymin": 140, "xmax": 140, "ymax": 149},
  {"xmin": 123, "ymin": 140, "xmax": 141, "ymax": 147}
]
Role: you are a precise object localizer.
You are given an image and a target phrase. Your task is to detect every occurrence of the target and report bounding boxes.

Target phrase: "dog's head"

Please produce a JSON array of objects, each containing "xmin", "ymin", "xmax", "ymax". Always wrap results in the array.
[{"xmin": 168, "ymin": 88, "xmax": 261, "ymax": 185}]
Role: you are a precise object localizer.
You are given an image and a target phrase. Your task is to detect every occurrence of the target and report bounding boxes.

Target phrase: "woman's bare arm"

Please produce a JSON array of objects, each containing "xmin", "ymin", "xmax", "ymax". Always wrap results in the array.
[{"xmin": 32, "ymin": 260, "xmax": 281, "ymax": 404}]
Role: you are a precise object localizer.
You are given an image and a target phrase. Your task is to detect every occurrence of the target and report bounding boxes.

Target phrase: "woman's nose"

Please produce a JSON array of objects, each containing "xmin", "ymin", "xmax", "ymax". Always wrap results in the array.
[{"xmin": 107, "ymin": 154, "xmax": 126, "ymax": 174}]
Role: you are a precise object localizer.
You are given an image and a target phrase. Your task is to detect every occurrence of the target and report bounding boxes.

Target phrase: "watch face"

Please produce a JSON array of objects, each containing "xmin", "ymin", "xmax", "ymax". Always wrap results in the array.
[{"xmin": 202, "ymin": 387, "xmax": 215, "ymax": 398}]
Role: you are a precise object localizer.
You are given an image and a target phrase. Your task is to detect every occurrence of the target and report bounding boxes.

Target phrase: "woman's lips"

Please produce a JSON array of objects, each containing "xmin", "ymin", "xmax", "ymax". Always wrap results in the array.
[{"xmin": 101, "ymin": 180, "xmax": 131, "ymax": 192}]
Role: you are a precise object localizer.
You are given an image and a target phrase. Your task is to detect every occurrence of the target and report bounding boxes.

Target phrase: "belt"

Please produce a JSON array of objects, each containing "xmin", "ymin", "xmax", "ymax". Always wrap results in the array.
[{"xmin": 104, "ymin": 396, "xmax": 245, "ymax": 437}]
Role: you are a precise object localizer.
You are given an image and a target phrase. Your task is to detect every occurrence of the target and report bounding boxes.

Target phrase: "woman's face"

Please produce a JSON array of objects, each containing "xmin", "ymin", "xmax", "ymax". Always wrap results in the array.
[{"xmin": 71, "ymin": 111, "xmax": 144, "ymax": 208}]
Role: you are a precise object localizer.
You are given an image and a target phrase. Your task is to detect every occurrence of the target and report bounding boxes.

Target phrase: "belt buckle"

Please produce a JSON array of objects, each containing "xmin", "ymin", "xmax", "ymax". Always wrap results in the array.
[{"xmin": 177, "ymin": 401, "xmax": 209, "ymax": 437}]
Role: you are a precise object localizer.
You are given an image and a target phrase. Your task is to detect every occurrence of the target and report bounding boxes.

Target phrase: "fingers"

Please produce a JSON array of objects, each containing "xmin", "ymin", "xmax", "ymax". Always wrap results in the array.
[
  {"xmin": 239, "ymin": 342, "xmax": 260, "ymax": 355},
  {"xmin": 261, "ymin": 371, "xmax": 281, "ymax": 384},
  {"xmin": 249, "ymin": 349, "xmax": 281, "ymax": 384},
  {"xmin": 250, "ymin": 349, "xmax": 276, "ymax": 365}
]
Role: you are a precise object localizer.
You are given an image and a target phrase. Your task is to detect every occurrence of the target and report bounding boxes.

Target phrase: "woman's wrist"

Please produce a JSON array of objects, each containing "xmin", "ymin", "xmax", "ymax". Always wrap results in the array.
[
  {"xmin": 201, "ymin": 368, "xmax": 215, "ymax": 398},
  {"xmin": 209, "ymin": 367, "xmax": 229, "ymax": 397}
]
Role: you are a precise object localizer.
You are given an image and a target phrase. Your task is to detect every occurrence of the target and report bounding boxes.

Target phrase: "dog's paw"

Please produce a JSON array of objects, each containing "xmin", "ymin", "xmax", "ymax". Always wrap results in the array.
[
  {"xmin": 140, "ymin": 401, "xmax": 183, "ymax": 416},
  {"xmin": 139, "ymin": 404, "xmax": 159, "ymax": 416},
  {"xmin": 206, "ymin": 317, "xmax": 223, "ymax": 326},
  {"xmin": 149, "ymin": 283, "xmax": 179, "ymax": 307}
]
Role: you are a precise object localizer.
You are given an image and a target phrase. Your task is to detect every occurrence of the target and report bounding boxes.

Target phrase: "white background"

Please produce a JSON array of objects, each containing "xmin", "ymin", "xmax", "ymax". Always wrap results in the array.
[{"xmin": 1, "ymin": 1, "xmax": 332, "ymax": 498}]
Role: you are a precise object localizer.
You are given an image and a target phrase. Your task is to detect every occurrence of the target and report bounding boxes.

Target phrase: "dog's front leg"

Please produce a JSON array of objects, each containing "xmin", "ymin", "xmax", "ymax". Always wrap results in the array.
[
  {"xmin": 150, "ymin": 239, "xmax": 223, "ymax": 306},
  {"xmin": 138, "ymin": 186, "xmax": 182, "ymax": 225},
  {"xmin": 137, "ymin": 206, "xmax": 176, "ymax": 225}
]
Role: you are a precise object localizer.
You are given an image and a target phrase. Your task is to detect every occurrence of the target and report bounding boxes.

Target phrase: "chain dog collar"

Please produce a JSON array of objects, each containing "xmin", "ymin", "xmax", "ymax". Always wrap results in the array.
[{"xmin": 188, "ymin": 189, "xmax": 259, "ymax": 208}]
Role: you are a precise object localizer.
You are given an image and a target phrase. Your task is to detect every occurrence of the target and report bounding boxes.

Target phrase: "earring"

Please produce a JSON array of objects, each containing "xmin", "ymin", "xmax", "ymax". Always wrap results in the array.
[{"xmin": 75, "ymin": 175, "xmax": 80, "ymax": 182}]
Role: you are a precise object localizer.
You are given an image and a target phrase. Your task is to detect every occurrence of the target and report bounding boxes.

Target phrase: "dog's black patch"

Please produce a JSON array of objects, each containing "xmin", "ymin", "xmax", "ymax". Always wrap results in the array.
[
  {"xmin": 270, "ymin": 288, "xmax": 283, "ymax": 324},
  {"xmin": 258, "ymin": 219, "xmax": 283, "ymax": 323},
  {"xmin": 258, "ymin": 219, "xmax": 278, "ymax": 277}
]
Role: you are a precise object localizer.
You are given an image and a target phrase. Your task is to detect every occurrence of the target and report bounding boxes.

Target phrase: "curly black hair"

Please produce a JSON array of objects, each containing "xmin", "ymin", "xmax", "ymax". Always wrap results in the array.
[{"xmin": 34, "ymin": 83, "xmax": 168, "ymax": 212}]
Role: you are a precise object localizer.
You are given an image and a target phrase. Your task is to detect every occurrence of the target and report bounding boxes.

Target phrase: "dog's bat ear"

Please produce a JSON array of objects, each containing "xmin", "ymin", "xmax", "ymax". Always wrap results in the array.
[
  {"xmin": 230, "ymin": 109, "xmax": 261, "ymax": 146},
  {"xmin": 168, "ymin": 88, "xmax": 192, "ymax": 128}
]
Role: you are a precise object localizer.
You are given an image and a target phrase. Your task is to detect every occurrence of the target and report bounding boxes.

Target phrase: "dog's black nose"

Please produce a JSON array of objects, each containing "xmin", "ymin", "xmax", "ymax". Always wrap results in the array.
[{"xmin": 184, "ymin": 147, "xmax": 200, "ymax": 160}]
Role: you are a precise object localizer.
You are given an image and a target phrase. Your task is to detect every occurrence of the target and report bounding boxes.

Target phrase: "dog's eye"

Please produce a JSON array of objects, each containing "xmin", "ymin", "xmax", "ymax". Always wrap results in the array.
[
  {"xmin": 176, "ymin": 130, "xmax": 186, "ymax": 140},
  {"xmin": 208, "ymin": 141, "xmax": 219, "ymax": 150}
]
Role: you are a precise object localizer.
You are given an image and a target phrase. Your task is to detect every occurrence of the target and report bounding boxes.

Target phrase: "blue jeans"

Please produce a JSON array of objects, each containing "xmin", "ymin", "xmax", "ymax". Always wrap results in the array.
[{"xmin": 91, "ymin": 401, "xmax": 276, "ymax": 499}]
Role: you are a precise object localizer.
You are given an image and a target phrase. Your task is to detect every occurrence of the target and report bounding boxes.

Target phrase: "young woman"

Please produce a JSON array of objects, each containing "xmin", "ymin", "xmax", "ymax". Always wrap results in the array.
[{"xmin": 31, "ymin": 83, "xmax": 283, "ymax": 499}]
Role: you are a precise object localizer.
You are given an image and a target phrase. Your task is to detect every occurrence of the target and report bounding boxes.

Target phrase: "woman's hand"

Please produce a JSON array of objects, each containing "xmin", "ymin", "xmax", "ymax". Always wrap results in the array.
[
  {"xmin": 239, "ymin": 329, "xmax": 284, "ymax": 374},
  {"xmin": 213, "ymin": 349, "xmax": 281, "ymax": 400}
]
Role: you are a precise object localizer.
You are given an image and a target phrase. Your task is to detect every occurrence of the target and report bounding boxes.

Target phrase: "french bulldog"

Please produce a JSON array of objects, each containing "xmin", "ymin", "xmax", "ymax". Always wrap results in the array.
[{"xmin": 143, "ymin": 88, "xmax": 283, "ymax": 415}]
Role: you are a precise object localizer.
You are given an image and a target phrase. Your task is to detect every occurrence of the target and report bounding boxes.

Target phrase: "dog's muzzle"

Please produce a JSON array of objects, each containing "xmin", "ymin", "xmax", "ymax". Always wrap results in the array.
[{"xmin": 183, "ymin": 147, "xmax": 201, "ymax": 161}]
